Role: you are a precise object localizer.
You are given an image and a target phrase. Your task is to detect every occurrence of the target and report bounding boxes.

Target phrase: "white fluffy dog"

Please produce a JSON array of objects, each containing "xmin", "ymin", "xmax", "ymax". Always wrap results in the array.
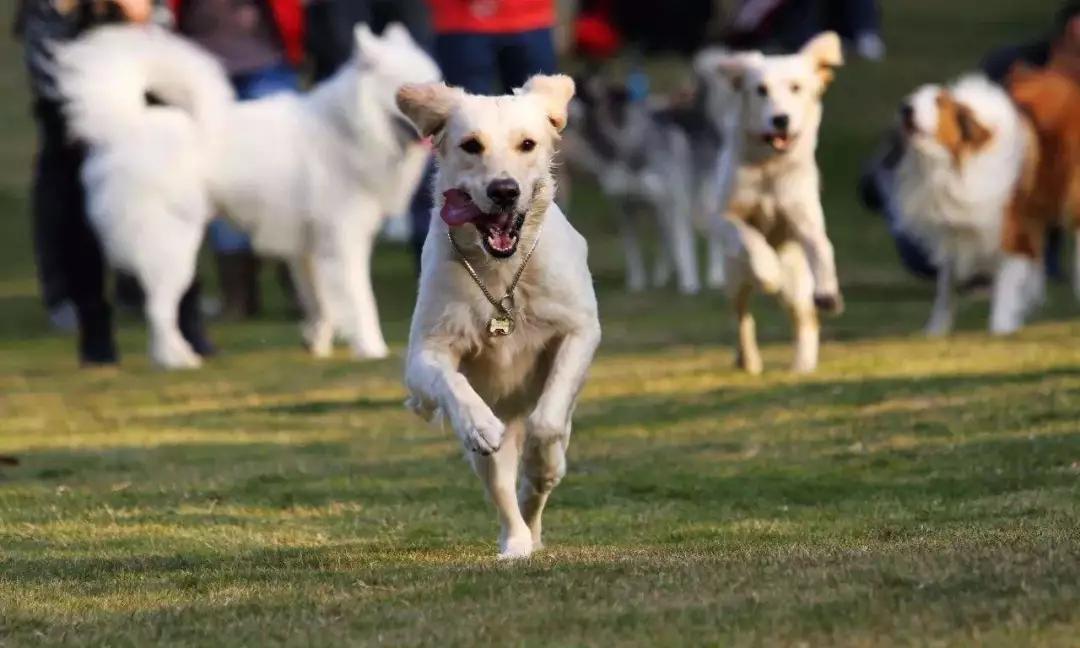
[
  {"xmin": 55, "ymin": 24, "xmax": 440, "ymax": 368},
  {"xmin": 397, "ymin": 75, "xmax": 601, "ymax": 559},
  {"xmin": 894, "ymin": 76, "xmax": 1036, "ymax": 335},
  {"xmin": 705, "ymin": 33, "xmax": 845, "ymax": 374}
]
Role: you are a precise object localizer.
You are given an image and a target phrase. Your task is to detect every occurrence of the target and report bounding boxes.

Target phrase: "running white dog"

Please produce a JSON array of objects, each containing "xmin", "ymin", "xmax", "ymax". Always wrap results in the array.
[
  {"xmin": 55, "ymin": 24, "xmax": 440, "ymax": 368},
  {"xmin": 705, "ymin": 33, "xmax": 844, "ymax": 374},
  {"xmin": 398, "ymin": 75, "xmax": 601, "ymax": 559},
  {"xmin": 894, "ymin": 76, "xmax": 1036, "ymax": 336}
]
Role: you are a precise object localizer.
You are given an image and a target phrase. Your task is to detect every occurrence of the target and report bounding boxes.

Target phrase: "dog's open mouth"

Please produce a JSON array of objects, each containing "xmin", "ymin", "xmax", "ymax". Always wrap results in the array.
[
  {"xmin": 441, "ymin": 189, "xmax": 525, "ymax": 258},
  {"xmin": 762, "ymin": 131, "xmax": 796, "ymax": 152}
]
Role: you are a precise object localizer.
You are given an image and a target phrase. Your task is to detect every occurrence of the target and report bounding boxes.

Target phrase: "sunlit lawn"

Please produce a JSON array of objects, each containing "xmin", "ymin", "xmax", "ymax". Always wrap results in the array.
[{"xmin": 1, "ymin": 0, "xmax": 1078, "ymax": 645}]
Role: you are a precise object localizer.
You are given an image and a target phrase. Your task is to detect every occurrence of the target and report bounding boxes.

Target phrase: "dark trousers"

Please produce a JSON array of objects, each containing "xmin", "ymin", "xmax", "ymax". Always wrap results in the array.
[
  {"xmin": 32, "ymin": 98, "xmax": 116, "ymax": 362},
  {"xmin": 435, "ymin": 28, "xmax": 557, "ymax": 96}
]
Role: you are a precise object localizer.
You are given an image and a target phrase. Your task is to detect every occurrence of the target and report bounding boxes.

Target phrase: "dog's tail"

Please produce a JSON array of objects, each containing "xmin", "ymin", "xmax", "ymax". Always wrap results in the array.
[{"xmin": 53, "ymin": 25, "xmax": 234, "ymax": 146}]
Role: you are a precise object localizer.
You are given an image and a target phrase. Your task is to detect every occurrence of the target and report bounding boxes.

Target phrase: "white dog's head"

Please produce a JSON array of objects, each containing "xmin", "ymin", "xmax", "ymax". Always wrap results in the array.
[
  {"xmin": 354, "ymin": 23, "xmax": 442, "ymax": 116},
  {"xmin": 711, "ymin": 32, "xmax": 843, "ymax": 154},
  {"xmin": 396, "ymin": 75, "xmax": 575, "ymax": 258}
]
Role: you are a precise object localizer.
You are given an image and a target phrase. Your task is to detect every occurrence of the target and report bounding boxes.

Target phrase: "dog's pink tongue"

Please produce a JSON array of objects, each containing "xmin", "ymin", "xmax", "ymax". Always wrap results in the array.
[{"xmin": 441, "ymin": 189, "xmax": 482, "ymax": 226}]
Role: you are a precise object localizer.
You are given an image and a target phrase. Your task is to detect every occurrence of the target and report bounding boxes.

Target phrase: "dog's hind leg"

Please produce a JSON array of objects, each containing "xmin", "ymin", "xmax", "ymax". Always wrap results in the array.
[
  {"xmin": 289, "ymin": 255, "xmax": 334, "ymax": 358},
  {"xmin": 138, "ymin": 223, "xmax": 202, "ymax": 370},
  {"xmin": 730, "ymin": 280, "xmax": 763, "ymax": 375},
  {"xmin": 706, "ymin": 226, "xmax": 727, "ymax": 290},
  {"xmin": 926, "ymin": 261, "xmax": 956, "ymax": 337},
  {"xmin": 777, "ymin": 240, "xmax": 819, "ymax": 373},
  {"xmin": 144, "ymin": 270, "xmax": 202, "ymax": 370},
  {"xmin": 469, "ymin": 420, "xmax": 533, "ymax": 559},
  {"xmin": 665, "ymin": 185, "xmax": 702, "ymax": 295},
  {"xmin": 519, "ymin": 433, "xmax": 568, "ymax": 550},
  {"xmin": 618, "ymin": 201, "xmax": 648, "ymax": 292},
  {"xmin": 336, "ymin": 199, "xmax": 390, "ymax": 360}
]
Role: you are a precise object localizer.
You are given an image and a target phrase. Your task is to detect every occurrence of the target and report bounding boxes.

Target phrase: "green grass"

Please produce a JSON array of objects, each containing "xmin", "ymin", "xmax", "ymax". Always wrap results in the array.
[{"xmin": 2, "ymin": 0, "xmax": 1079, "ymax": 645}]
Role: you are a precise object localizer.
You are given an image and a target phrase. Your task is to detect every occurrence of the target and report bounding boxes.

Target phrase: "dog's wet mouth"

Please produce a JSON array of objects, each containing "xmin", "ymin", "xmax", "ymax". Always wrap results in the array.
[
  {"xmin": 762, "ymin": 131, "xmax": 796, "ymax": 151},
  {"xmin": 441, "ymin": 189, "xmax": 525, "ymax": 258}
]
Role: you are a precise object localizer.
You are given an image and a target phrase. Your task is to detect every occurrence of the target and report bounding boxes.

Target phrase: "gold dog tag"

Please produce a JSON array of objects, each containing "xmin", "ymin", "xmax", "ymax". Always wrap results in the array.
[{"xmin": 488, "ymin": 316, "xmax": 514, "ymax": 337}]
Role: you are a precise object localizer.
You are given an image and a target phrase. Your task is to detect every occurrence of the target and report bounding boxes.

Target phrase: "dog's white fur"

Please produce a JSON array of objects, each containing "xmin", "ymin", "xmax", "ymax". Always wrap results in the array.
[
  {"xmin": 55, "ymin": 24, "xmax": 441, "ymax": 368},
  {"xmin": 895, "ymin": 76, "xmax": 1035, "ymax": 336},
  {"xmin": 398, "ymin": 76, "xmax": 601, "ymax": 559},
  {"xmin": 705, "ymin": 34, "xmax": 844, "ymax": 374}
]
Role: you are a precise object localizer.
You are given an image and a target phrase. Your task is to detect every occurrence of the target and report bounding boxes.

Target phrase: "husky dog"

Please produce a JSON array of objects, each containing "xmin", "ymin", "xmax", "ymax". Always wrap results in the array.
[
  {"xmin": 704, "ymin": 34, "xmax": 844, "ymax": 374},
  {"xmin": 398, "ymin": 75, "xmax": 601, "ymax": 559},
  {"xmin": 55, "ymin": 24, "xmax": 441, "ymax": 368},
  {"xmin": 563, "ymin": 66, "xmax": 732, "ymax": 294}
]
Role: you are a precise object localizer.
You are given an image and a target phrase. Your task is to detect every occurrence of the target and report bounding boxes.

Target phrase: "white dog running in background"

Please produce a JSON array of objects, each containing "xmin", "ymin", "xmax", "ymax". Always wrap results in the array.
[
  {"xmin": 893, "ymin": 76, "xmax": 1035, "ymax": 336},
  {"xmin": 705, "ymin": 33, "xmax": 845, "ymax": 374},
  {"xmin": 55, "ymin": 24, "xmax": 440, "ymax": 368},
  {"xmin": 398, "ymin": 75, "xmax": 601, "ymax": 559}
]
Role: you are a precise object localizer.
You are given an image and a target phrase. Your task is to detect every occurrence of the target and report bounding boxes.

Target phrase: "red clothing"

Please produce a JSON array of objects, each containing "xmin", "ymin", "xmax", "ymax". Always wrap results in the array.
[
  {"xmin": 169, "ymin": 0, "xmax": 304, "ymax": 66},
  {"xmin": 429, "ymin": 0, "xmax": 555, "ymax": 34}
]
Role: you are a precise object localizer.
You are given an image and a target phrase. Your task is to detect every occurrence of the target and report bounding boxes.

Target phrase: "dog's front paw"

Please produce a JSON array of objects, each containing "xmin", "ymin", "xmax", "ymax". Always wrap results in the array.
[
  {"xmin": 497, "ymin": 532, "xmax": 535, "ymax": 560},
  {"xmin": 456, "ymin": 404, "xmax": 505, "ymax": 455},
  {"xmin": 814, "ymin": 293, "xmax": 845, "ymax": 316}
]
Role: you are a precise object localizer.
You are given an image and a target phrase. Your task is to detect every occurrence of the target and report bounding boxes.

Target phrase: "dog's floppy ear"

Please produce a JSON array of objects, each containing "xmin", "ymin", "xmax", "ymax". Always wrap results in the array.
[
  {"xmin": 955, "ymin": 102, "xmax": 992, "ymax": 148},
  {"xmin": 801, "ymin": 31, "xmax": 844, "ymax": 86},
  {"xmin": 396, "ymin": 82, "xmax": 461, "ymax": 138},
  {"xmin": 524, "ymin": 74, "xmax": 576, "ymax": 132}
]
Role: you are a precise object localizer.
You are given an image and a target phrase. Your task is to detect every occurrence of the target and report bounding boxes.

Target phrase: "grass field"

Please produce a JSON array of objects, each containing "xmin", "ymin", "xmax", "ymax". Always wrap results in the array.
[{"xmin": 2, "ymin": 0, "xmax": 1079, "ymax": 645}]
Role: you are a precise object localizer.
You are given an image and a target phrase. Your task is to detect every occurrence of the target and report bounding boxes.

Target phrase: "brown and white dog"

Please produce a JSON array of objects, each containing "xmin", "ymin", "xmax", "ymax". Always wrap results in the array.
[
  {"xmin": 1000, "ymin": 65, "xmax": 1080, "ymax": 325},
  {"xmin": 893, "ymin": 75, "xmax": 1036, "ymax": 335}
]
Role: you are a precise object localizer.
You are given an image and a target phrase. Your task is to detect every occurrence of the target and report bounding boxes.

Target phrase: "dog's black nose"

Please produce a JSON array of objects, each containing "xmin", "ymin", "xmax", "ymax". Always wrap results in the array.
[
  {"xmin": 771, "ymin": 114, "xmax": 790, "ymax": 132},
  {"xmin": 486, "ymin": 179, "xmax": 520, "ymax": 208},
  {"xmin": 900, "ymin": 104, "xmax": 915, "ymax": 129}
]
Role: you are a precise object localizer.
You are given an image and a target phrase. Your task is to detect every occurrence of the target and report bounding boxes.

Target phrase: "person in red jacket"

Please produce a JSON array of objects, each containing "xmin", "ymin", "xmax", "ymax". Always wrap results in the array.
[
  {"xmin": 428, "ymin": 0, "xmax": 557, "ymax": 95},
  {"xmin": 170, "ymin": 0, "xmax": 304, "ymax": 319}
]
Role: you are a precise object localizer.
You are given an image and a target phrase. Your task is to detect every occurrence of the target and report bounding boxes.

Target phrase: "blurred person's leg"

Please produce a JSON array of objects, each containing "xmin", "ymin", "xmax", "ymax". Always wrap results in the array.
[
  {"xmin": 835, "ymin": 0, "xmax": 885, "ymax": 60},
  {"xmin": 410, "ymin": 158, "xmax": 436, "ymax": 273},
  {"xmin": 31, "ymin": 98, "xmax": 74, "ymax": 328},
  {"xmin": 495, "ymin": 28, "xmax": 558, "ymax": 91},
  {"xmin": 436, "ymin": 32, "xmax": 499, "ymax": 94},
  {"xmin": 210, "ymin": 64, "xmax": 302, "ymax": 319},
  {"xmin": 42, "ymin": 99, "xmax": 118, "ymax": 365},
  {"xmin": 34, "ymin": 98, "xmax": 117, "ymax": 363}
]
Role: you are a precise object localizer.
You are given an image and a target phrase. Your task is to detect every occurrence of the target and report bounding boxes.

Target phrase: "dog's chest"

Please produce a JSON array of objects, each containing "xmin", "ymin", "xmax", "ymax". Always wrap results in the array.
[{"xmin": 457, "ymin": 284, "xmax": 561, "ymax": 411}]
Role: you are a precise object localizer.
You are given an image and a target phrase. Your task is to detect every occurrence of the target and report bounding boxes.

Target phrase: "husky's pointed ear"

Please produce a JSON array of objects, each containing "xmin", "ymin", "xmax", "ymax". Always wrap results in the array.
[
  {"xmin": 396, "ymin": 82, "xmax": 461, "ymax": 138},
  {"xmin": 707, "ymin": 51, "xmax": 761, "ymax": 92},
  {"xmin": 524, "ymin": 74, "xmax": 576, "ymax": 132},
  {"xmin": 801, "ymin": 32, "xmax": 843, "ymax": 86},
  {"xmin": 382, "ymin": 22, "xmax": 414, "ymax": 46}
]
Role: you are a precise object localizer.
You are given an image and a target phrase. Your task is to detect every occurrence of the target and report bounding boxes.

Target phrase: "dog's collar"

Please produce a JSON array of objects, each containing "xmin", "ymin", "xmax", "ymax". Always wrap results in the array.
[{"xmin": 445, "ymin": 179, "xmax": 550, "ymax": 337}]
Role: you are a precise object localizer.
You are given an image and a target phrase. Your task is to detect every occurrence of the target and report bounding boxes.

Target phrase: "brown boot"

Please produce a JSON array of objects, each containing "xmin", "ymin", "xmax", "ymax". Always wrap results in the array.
[{"xmin": 215, "ymin": 251, "xmax": 260, "ymax": 320}]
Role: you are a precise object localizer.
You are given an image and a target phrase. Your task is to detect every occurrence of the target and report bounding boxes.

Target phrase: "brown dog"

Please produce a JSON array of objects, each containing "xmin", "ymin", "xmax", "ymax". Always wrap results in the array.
[{"xmin": 1002, "ymin": 66, "xmax": 1080, "ymax": 299}]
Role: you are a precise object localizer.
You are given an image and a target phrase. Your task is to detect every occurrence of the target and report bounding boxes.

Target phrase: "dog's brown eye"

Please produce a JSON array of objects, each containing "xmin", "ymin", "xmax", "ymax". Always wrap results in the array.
[
  {"xmin": 519, "ymin": 138, "xmax": 537, "ymax": 153},
  {"xmin": 757, "ymin": 84, "xmax": 769, "ymax": 97},
  {"xmin": 459, "ymin": 138, "xmax": 484, "ymax": 155},
  {"xmin": 790, "ymin": 83, "xmax": 801, "ymax": 94}
]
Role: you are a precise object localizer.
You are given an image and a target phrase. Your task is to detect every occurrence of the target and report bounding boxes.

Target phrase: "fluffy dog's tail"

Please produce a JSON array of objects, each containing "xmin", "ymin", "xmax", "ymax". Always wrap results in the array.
[{"xmin": 54, "ymin": 25, "xmax": 234, "ymax": 146}]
